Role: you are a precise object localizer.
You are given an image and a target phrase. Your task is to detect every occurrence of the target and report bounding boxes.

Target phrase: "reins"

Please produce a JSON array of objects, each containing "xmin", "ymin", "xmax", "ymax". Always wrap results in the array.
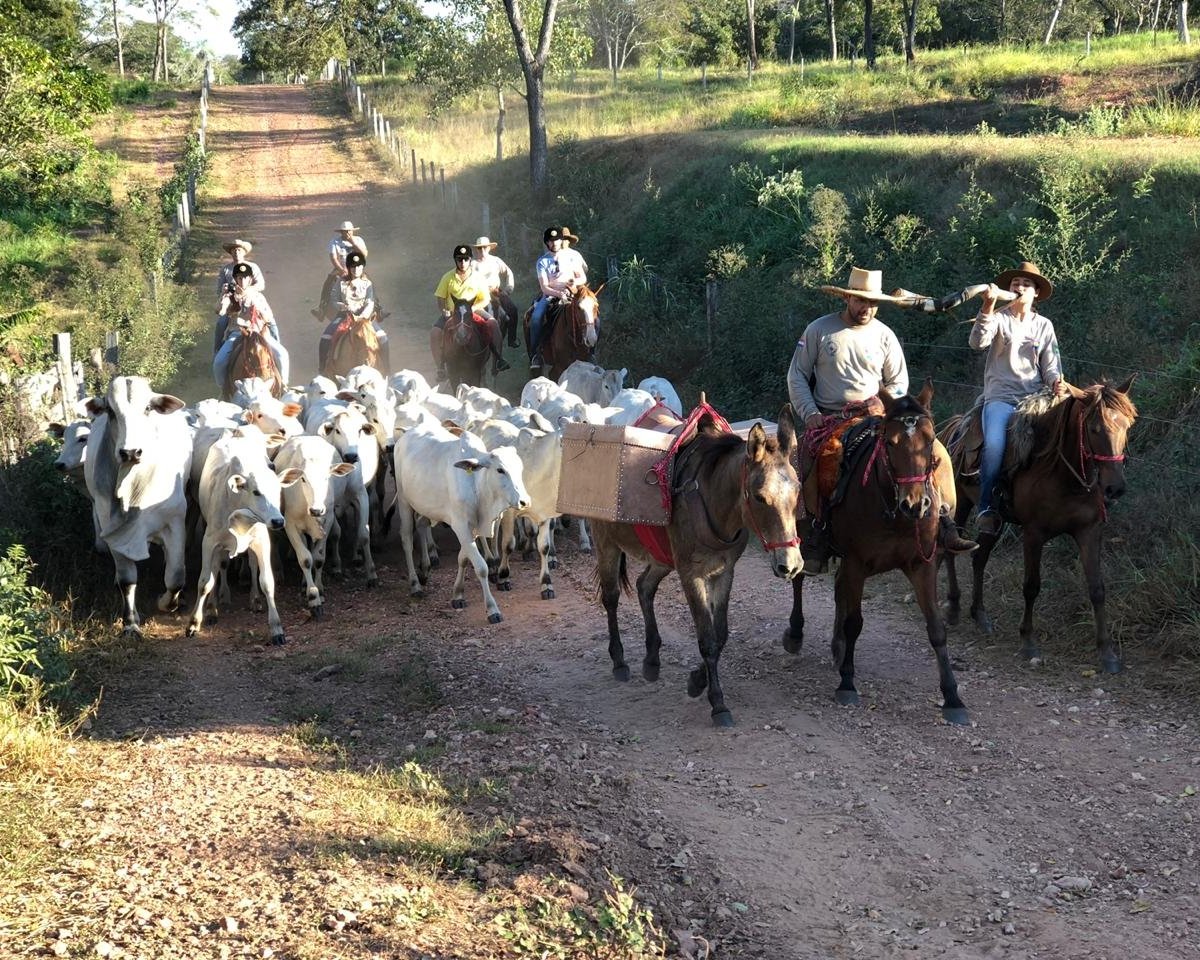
[
  {"xmin": 1055, "ymin": 399, "xmax": 1127, "ymax": 521},
  {"xmin": 863, "ymin": 411, "xmax": 938, "ymax": 564}
]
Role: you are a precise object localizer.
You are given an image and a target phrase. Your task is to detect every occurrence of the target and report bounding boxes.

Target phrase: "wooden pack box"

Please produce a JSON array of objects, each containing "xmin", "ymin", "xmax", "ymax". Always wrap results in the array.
[{"xmin": 556, "ymin": 422, "xmax": 676, "ymax": 526}]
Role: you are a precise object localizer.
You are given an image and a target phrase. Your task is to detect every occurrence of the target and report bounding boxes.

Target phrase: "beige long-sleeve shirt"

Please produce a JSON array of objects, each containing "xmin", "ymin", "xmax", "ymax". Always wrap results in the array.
[
  {"xmin": 969, "ymin": 307, "xmax": 1061, "ymax": 403},
  {"xmin": 787, "ymin": 312, "xmax": 909, "ymax": 421}
]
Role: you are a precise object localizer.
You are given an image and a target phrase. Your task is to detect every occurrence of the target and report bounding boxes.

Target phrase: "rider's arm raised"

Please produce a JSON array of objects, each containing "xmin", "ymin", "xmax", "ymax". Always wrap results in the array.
[{"xmin": 969, "ymin": 283, "xmax": 1004, "ymax": 350}]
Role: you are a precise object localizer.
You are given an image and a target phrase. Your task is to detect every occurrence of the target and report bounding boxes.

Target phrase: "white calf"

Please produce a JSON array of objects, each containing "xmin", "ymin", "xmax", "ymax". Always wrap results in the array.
[
  {"xmin": 557, "ymin": 360, "xmax": 627, "ymax": 405},
  {"xmin": 637, "ymin": 376, "xmax": 683, "ymax": 416},
  {"xmin": 308, "ymin": 402, "xmax": 380, "ymax": 586}
]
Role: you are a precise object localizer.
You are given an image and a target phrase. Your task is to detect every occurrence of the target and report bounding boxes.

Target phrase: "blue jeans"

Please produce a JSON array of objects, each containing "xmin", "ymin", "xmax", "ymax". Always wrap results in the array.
[
  {"xmin": 530, "ymin": 297, "xmax": 552, "ymax": 354},
  {"xmin": 978, "ymin": 400, "xmax": 1016, "ymax": 516},
  {"xmin": 213, "ymin": 328, "xmax": 290, "ymax": 388}
]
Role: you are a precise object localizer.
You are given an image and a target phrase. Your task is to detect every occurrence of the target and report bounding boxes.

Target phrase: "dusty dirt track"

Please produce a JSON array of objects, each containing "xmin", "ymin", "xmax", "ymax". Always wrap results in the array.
[{"xmin": 13, "ymin": 84, "xmax": 1200, "ymax": 960}]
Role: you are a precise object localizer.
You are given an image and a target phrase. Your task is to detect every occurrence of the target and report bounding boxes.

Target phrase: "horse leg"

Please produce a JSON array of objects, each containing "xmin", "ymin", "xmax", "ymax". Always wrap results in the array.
[
  {"xmin": 1018, "ymin": 528, "xmax": 1047, "ymax": 663},
  {"xmin": 681, "ymin": 569, "xmax": 735, "ymax": 728},
  {"xmin": 636, "ymin": 563, "xmax": 671, "ymax": 681},
  {"xmin": 594, "ymin": 529, "xmax": 629, "ymax": 681},
  {"xmin": 832, "ymin": 560, "xmax": 865, "ymax": 706},
  {"xmin": 496, "ymin": 509, "xmax": 515, "ymax": 592},
  {"xmin": 969, "ymin": 522, "xmax": 1001, "ymax": 634},
  {"xmin": 1074, "ymin": 524, "xmax": 1120, "ymax": 673},
  {"xmin": 577, "ymin": 517, "xmax": 593, "ymax": 554},
  {"xmin": 943, "ymin": 499, "xmax": 971, "ymax": 626},
  {"xmin": 782, "ymin": 572, "xmax": 805, "ymax": 654},
  {"xmin": 906, "ymin": 561, "xmax": 968, "ymax": 724}
]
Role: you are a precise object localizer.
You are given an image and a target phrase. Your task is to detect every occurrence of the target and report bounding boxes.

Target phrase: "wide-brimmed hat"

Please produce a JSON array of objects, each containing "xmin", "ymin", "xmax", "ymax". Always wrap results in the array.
[
  {"xmin": 819, "ymin": 267, "xmax": 897, "ymax": 302},
  {"xmin": 995, "ymin": 261, "xmax": 1053, "ymax": 301},
  {"xmin": 453, "ymin": 244, "xmax": 471, "ymax": 261},
  {"xmin": 223, "ymin": 238, "xmax": 252, "ymax": 255},
  {"xmin": 337, "ymin": 220, "xmax": 358, "ymax": 233},
  {"xmin": 472, "ymin": 236, "xmax": 498, "ymax": 250}
]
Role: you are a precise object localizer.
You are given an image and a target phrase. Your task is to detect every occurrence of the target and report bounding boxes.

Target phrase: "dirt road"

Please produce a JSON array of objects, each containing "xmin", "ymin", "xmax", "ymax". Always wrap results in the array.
[{"xmin": 14, "ymin": 84, "xmax": 1198, "ymax": 960}]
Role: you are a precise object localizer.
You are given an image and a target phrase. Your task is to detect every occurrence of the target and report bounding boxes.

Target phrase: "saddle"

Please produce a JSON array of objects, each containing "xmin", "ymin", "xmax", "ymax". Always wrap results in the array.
[
  {"xmin": 945, "ymin": 402, "xmax": 985, "ymax": 479},
  {"xmin": 802, "ymin": 416, "xmax": 881, "ymax": 518}
]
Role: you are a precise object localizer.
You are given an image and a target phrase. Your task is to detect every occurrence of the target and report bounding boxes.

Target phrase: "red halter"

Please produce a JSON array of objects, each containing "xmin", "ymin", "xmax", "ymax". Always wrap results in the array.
[{"xmin": 740, "ymin": 458, "xmax": 801, "ymax": 553}]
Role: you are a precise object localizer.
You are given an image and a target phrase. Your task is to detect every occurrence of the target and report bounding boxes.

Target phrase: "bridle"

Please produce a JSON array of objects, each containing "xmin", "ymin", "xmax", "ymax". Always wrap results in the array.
[
  {"xmin": 1057, "ymin": 398, "xmax": 1127, "ymax": 520},
  {"xmin": 448, "ymin": 302, "xmax": 488, "ymax": 358},
  {"xmin": 740, "ymin": 456, "xmax": 801, "ymax": 554},
  {"xmin": 863, "ymin": 410, "xmax": 938, "ymax": 563}
]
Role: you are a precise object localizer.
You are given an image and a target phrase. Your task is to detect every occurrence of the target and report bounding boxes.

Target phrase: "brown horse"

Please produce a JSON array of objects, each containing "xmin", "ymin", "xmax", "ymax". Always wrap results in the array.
[
  {"xmin": 322, "ymin": 307, "xmax": 386, "ymax": 380},
  {"xmin": 490, "ymin": 291, "xmax": 520, "ymax": 348},
  {"xmin": 592, "ymin": 405, "xmax": 803, "ymax": 727},
  {"xmin": 221, "ymin": 329, "xmax": 282, "ymax": 402},
  {"xmin": 443, "ymin": 296, "xmax": 491, "ymax": 390},
  {"xmin": 524, "ymin": 284, "xmax": 603, "ymax": 382},
  {"xmin": 940, "ymin": 377, "xmax": 1137, "ymax": 673},
  {"xmin": 782, "ymin": 381, "xmax": 970, "ymax": 724}
]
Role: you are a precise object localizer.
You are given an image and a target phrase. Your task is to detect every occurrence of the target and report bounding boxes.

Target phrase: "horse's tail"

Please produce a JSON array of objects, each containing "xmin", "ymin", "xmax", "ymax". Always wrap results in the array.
[{"xmin": 589, "ymin": 549, "xmax": 632, "ymax": 602}]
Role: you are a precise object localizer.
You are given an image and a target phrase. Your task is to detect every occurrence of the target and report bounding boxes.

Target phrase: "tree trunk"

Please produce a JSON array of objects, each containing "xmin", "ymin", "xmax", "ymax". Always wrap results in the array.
[
  {"xmin": 1152, "ymin": 0, "xmax": 1163, "ymax": 30},
  {"xmin": 789, "ymin": 5, "xmax": 796, "ymax": 65},
  {"xmin": 746, "ymin": 0, "xmax": 758, "ymax": 68},
  {"xmin": 825, "ymin": 0, "xmax": 838, "ymax": 60},
  {"xmin": 112, "ymin": 0, "xmax": 124, "ymax": 77},
  {"xmin": 1044, "ymin": 0, "xmax": 1065, "ymax": 43},
  {"xmin": 864, "ymin": 0, "xmax": 876, "ymax": 68},
  {"xmin": 999, "ymin": 0, "xmax": 1006, "ymax": 40},
  {"xmin": 904, "ymin": 0, "xmax": 920, "ymax": 62},
  {"xmin": 1180, "ymin": 1, "xmax": 1191, "ymax": 42},
  {"xmin": 495, "ymin": 84, "xmax": 505, "ymax": 162},
  {"xmin": 502, "ymin": 0, "xmax": 559, "ymax": 194}
]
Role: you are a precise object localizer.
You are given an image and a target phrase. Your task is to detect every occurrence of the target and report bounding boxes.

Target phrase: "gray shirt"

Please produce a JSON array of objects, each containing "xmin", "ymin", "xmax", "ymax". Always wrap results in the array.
[
  {"xmin": 969, "ymin": 308, "xmax": 1061, "ymax": 403},
  {"xmin": 787, "ymin": 311, "xmax": 909, "ymax": 421}
]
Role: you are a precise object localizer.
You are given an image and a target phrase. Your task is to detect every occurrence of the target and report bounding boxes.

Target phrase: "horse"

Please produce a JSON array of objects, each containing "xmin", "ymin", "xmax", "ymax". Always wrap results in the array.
[
  {"xmin": 939, "ymin": 377, "xmax": 1137, "ymax": 673},
  {"xmin": 490, "ymin": 290, "xmax": 520, "ymax": 349},
  {"xmin": 524, "ymin": 283, "xmax": 603, "ymax": 382},
  {"xmin": 782, "ymin": 381, "xmax": 969, "ymax": 725},
  {"xmin": 443, "ymin": 296, "xmax": 491, "ymax": 390},
  {"xmin": 322, "ymin": 306, "xmax": 386, "ymax": 380},
  {"xmin": 221, "ymin": 328, "xmax": 283, "ymax": 402},
  {"xmin": 591, "ymin": 405, "xmax": 803, "ymax": 728}
]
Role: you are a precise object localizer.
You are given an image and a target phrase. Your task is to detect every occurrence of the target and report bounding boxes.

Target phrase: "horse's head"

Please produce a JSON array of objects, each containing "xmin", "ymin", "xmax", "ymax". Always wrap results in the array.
[
  {"xmin": 450, "ymin": 297, "xmax": 475, "ymax": 347},
  {"xmin": 572, "ymin": 284, "xmax": 600, "ymax": 349},
  {"xmin": 742, "ymin": 405, "xmax": 803, "ymax": 579},
  {"xmin": 879, "ymin": 379, "xmax": 938, "ymax": 521},
  {"xmin": 1065, "ymin": 374, "xmax": 1137, "ymax": 504}
]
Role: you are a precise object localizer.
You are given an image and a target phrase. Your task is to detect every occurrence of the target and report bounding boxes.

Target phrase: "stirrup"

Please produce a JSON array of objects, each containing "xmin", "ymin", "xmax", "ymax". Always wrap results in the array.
[{"xmin": 529, "ymin": 352, "xmax": 543, "ymax": 369}]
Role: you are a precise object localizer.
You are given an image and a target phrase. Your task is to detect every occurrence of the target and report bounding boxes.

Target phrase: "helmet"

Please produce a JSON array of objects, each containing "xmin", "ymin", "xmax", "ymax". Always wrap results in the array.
[
  {"xmin": 543, "ymin": 226, "xmax": 561, "ymax": 244},
  {"xmin": 346, "ymin": 251, "xmax": 366, "ymax": 269},
  {"xmin": 232, "ymin": 262, "xmax": 254, "ymax": 280},
  {"xmin": 453, "ymin": 244, "xmax": 471, "ymax": 261}
]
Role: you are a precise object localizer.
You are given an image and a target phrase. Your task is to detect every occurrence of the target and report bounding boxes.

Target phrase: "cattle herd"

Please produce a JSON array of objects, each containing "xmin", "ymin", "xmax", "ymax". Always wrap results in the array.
[{"xmin": 51, "ymin": 362, "xmax": 685, "ymax": 646}]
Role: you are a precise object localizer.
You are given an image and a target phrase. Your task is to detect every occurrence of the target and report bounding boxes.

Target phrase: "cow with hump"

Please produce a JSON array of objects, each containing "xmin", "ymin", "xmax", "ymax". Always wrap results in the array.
[{"xmin": 84, "ymin": 376, "xmax": 193, "ymax": 636}]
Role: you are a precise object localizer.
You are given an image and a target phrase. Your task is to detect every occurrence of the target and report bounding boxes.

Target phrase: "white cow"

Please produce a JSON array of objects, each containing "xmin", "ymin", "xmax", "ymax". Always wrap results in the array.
[
  {"xmin": 389, "ymin": 369, "xmax": 432, "ymax": 406},
  {"xmin": 231, "ymin": 376, "xmax": 276, "ymax": 407},
  {"xmin": 557, "ymin": 360, "xmax": 626, "ymax": 406},
  {"xmin": 242, "ymin": 397, "xmax": 304, "ymax": 438},
  {"xmin": 187, "ymin": 430, "xmax": 302, "ymax": 645},
  {"xmin": 191, "ymin": 398, "xmax": 244, "ymax": 427},
  {"xmin": 637, "ymin": 376, "xmax": 683, "ymax": 416},
  {"xmin": 520, "ymin": 376, "xmax": 561, "ymax": 410},
  {"xmin": 84, "ymin": 377, "xmax": 192, "ymax": 635},
  {"xmin": 600, "ymin": 388, "xmax": 658, "ymax": 426},
  {"xmin": 392, "ymin": 421, "xmax": 529, "ymax": 622},
  {"xmin": 50, "ymin": 419, "xmax": 91, "ymax": 480},
  {"xmin": 456, "ymin": 383, "xmax": 512, "ymax": 420},
  {"xmin": 274, "ymin": 436, "xmax": 355, "ymax": 616}
]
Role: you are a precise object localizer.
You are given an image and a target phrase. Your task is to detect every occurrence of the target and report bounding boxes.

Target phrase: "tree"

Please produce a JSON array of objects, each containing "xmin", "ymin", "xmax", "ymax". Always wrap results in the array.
[
  {"xmin": 584, "ymin": 0, "xmax": 679, "ymax": 82},
  {"xmin": 1043, "ymin": 0, "xmax": 1065, "ymax": 41},
  {"xmin": 746, "ymin": 0, "xmax": 757, "ymax": 67},
  {"xmin": 501, "ymin": 0, "xmax": 560, "ymax": 193},
  {"xmin": 864, "ymin": 0, "xmax": 875, "ymax": 66},
  {"xmin": 824, "ymin": 0, "xmax": 837, "ymax": 59},
  {"xmin": 0, "ymin": 0, "xmax": 83, "ymax": 52},
  {"xmin": 1180, "ymin": 0, "xmax": 1191, "ymax": 42},
  {"xmin": 903, "ymin": 0, "xmax": 919, "ymax": 60}
]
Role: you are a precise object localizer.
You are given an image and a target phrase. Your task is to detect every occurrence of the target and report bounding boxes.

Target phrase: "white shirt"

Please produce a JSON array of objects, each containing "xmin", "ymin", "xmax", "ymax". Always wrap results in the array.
[{"xmin": 471, "ymin": 253, "xmax": 515, "ymax": 293}]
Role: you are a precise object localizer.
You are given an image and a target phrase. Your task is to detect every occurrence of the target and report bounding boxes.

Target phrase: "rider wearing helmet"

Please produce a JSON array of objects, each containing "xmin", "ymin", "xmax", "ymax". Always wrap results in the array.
[
  {"xmin": 313, "ymin": 220, "xmax": 368, "ymax": 319},
  {"xmin": 213, "ymin": 262, "xmax": 290, "ymax": 387},
  {"xmin": 215, "ymin": 239, "xmax": 265, "ymax": 352},
  {"xmin": 318, "ymin": 250, "xmax": 391, "ymax": 373},
  {"xmin": 528, "ymin": 226, "xmax": 588, "ymax": 370},
  {"xmin": 432, "ymin": 244, "xmax": 510, "ymax": 381}
]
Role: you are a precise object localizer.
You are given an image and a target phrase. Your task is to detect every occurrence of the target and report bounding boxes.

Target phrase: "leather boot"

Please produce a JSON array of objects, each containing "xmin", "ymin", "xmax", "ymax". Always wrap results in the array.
[
  {"xmin": 800, "ymin": 517, "xmax": 832, "ymax": 574},
  {"xmin": 939, "ymin": 515, "xmax": 978, "ymax": 554}
]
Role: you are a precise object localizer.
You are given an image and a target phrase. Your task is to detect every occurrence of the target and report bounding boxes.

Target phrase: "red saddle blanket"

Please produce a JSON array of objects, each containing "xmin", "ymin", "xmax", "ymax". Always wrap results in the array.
[{"xmin": 629, "ymin": 401, "xmax": 732, "ymax": 568}]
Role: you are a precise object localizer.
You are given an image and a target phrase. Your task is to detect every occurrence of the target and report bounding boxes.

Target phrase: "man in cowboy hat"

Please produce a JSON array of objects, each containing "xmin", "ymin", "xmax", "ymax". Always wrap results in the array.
[
  {"xmin": 215, "ymin": 239, "xmax": 265, "ymax": 352},
  {"xmin": 970, "ymin": 260, "xmax": 1066, "ymax": 538},
  {"xmin": 314, "ymin": 220, "xmax": 369, "ymax": 320},
  {"xmin": 528, "ymin": 225, "xmax": 588, "ymax": 370},
  {"xmin": 788, "ymin": 266, "xmax": 977, "ymax": 571},
  {"xmin": 469, "ymin": 236, "xmax": 519, "ymax": 348}
]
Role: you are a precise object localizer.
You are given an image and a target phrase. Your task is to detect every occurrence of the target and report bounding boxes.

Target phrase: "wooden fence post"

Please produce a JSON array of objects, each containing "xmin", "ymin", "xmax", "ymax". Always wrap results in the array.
[
  {"xmin": 104, "ymin": 331, "xmax": 120, "ymax": 371},
  {"xmin": 421, "ymin": 159, "xmax": 427, "ymax": 183},
  {"xmin": 53, "ymin": 333, "xmax": 76, "ymax": 422},
  {"xmin": 411, "ymin": 149, "xmax": 418, "ymax": 183},
  {"xmin": 440, "ymin": 167, "xmax": 447, "ymax": 204}
]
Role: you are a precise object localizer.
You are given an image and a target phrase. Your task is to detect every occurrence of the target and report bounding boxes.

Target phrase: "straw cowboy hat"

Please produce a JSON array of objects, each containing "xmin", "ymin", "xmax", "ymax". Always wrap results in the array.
[
  {"xmin": 336, "ymin": 220, "xmax": 359, "ymax": 233},
  {"xmin": 819, "ymin": 266, "xmax": 904, "ymax": 303},
  {"xmin": 223, "ymin": 238, "xmax": 252, "ymax": 254},
  {"xmin": 995, "ymin": 261, "xmax": 1053, "ymax": 301},
  {"xmin": 471, "ymin": 236, "xmax": 499, "ymax": 250}
]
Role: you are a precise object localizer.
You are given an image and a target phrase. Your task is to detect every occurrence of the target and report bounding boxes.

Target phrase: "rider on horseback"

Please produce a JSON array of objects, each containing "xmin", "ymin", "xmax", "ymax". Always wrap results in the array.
[
  {"xmin": 313, "ymin": 220, "xmax": 368, "ymax": 319},
  {"xmin": 529, "ymin": 226, "xmax": 588, "ymax": 371},
  {"xmin": 787, "ymin": 266, "xmax": 976, "ymax": 572},
  {"xmin": 213, "ymin": 262, "xmax": 290, "ymax": 387},
  {"xmin": 470, "ymin": 236, "xmax": 519, "ymax": 348},
  {"xmin": 214, "ymin": 239, "xmax": 265, "ymax": 352},
  {"xmin": 970, "ymin": 261, "xmax": 1067, "ymax": 538},
  {"xmin": 432, "ymin": 245, "xmax": 510, "ymax": 381},
  {"xmin": 318, "ymin": 250, "xmax": 390, "ymax": 373}
]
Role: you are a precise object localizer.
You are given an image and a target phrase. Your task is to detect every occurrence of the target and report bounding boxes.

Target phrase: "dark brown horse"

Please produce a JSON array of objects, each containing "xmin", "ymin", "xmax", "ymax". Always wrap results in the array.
[
  {"xmin": 443, "ymin": 296, "xmax": 491, "ymax": 389},
  {"xmin": 782, "ymin": 381, "xmax": 969, "ymax": 724},
  {"xmin": 221, "ymin": 329, "xmax": 282, "ymax": 402},
  {"xmin": 940, "ymin": 377, "xmax": 1137, "ymax": 673},
  {"xmin": 524, "ymin": 283, "xmax": 603, "ymax": 382},
  {"xmin": 321, "ymin": 307, "xmax": 386, "ymax": 380},
  {"xmin": 592, "ymin": 406, "xmax": 803, "ymax": 727}
]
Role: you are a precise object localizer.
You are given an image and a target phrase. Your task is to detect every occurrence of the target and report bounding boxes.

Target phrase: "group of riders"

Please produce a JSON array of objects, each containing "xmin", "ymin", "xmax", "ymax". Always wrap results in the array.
[
  {"xmin": 211, "ymin": 226, "xmax": 1061, "ymax": 575},
  {"xmin": 212, "ymin": 221, "xmax": 590, "ymax": 388}
]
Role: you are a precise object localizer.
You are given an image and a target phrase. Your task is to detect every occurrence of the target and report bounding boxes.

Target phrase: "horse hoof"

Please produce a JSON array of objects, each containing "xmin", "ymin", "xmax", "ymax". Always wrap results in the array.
[
  {"xmin": 487, "ymin": 572, "xmax": 498, "ymax": 584},
  {"xmin": 497, "ymin": 581, "xmax": 512, "ymax": 592},
  {"xmin": 417, "ymin": 572, "xmax": 429, "ymax": 586},
  {"xmin": 251, "ymin": 598, "xmax": 265, "ymax": 613},
  {"xmin": 270, "ymin": 632, "xmax": 287, "ymax": 646},
  {"xmin": 834, "ymin": 688, "xmax": 860, "ymax": 707},
  {"xmin": 943, "ymin": 604, "xmax": 961, "ymax": 626},
  {"xmin": 642, "ymin": 662, "xmax": 660, "ymax": 682},
  {"xmin": 1101, "ymin": 654, "xmax": 1123, "ymax": 675},
  {"xmin": 488, "ymin": 612, "xmax": 503, "ymax": 624},
  {"xmin": 711, "ymin": 710, "xmax": 735, "ymax": 729},
  {"xmin": 613, "ymin": 664, "xmax": 630, "ymax": 682},
  {"xmin": 451, "ymin": 598, "xmax": 466, "ymax": 609},
  {"xmin": 687, "ymin": 667, "xmax": 708, "ymax": 698},
  {"xmin": 185, "ymin": 625, "xmax": 199, "ymax": 638},
  {"xmin": 541, "ymin": 587, "xmax": 555, "ymax": 600},
  {"xmin": 579, "ymin": 545, "xmax": 592, "ymax": 555},
  {"xmin": 971, "ymin": 610, "xmax": 995, "ymax": 634},
  {"xmin": 782, "ymin": 627, "xmax": 803, "ymax": 655},
  {"xmin": 548, "ymin": 558, "xmax": 558, "ymax": 570},
  {"xmin": 311, "ymin": 605, "xmax": 324, "ymax": 620},
  {"xmin": 942, "ymin": 706, "xmax": 971, "ymax": 726}
]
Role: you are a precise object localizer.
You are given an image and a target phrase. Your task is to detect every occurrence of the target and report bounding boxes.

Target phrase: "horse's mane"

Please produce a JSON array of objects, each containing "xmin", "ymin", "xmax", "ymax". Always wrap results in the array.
[{"xmin": 1012, "ymin": 384, "xmax": 1138, "ymax": 470}]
